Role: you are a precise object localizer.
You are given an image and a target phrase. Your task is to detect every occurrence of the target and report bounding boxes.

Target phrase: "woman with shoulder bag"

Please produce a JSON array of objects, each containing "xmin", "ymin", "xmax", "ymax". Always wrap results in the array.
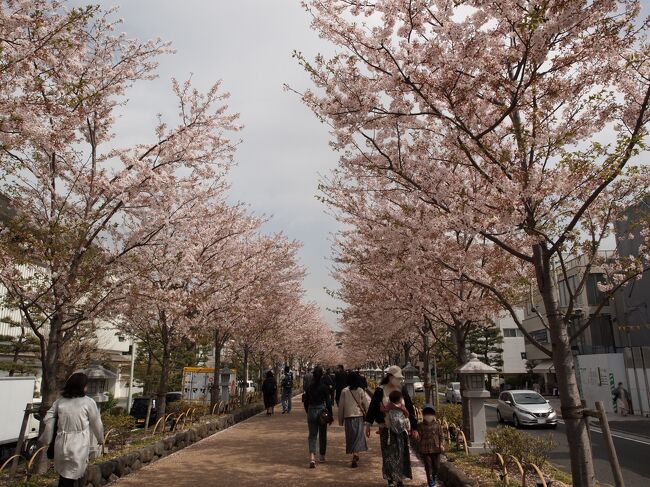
[
  {"xmin": 303, "ymin": 365, "xmax": 333, "ymax": 468},
  {"xmin": 40, "ymin": 373, "xmax": 104, "ymax": 487},
  {"xmin": 338, "ymin": 371, "xmax": 371, "ymax": 468}
]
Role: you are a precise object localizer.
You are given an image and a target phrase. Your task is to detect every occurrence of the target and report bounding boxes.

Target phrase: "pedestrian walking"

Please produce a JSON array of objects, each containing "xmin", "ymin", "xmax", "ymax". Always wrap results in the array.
[
  {"xmin": 303, "ymin": 365, "xmax": 333, "ymax": 468},
  {"xmin": 324, "ymin": 367, "xmax": 336, "ymax": 405},
  {"xmin": 612, "ymin": 382, "xmax": 629, "ymax": 416},
  {"xmin": 338, "ymin": 371, "xmax": 370, "ymax": 468},
  {"xmin": 281, "ymin": 365, "xmax": 294, "ymax": 414},
  {"xmin": 366, "ymin": 365, "xmax": 419, "ymax": 487},
  {"xmin": 40, "ymin": 373, "xmax": 104, "ymax": 487},
  {"xmin": 417, "ymin": 404, "xmax": 445, "ymax": 487},
  {"xmin": 262, "ymin": 370, "xmax": 277, "ymax": 416},
  {"xmin": 334, "ymin": 364, "xmax": 348, "ymax": 406}
]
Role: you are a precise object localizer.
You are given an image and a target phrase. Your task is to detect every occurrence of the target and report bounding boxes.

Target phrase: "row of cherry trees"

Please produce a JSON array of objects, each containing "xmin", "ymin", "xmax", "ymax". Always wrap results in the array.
[
  {"xmin": 298, "ymin": 1, "xmax": 650, "ymax": 486},
  {"xmin": 0, "ymin": 0, "xmax": 337, "ymax": 433}
]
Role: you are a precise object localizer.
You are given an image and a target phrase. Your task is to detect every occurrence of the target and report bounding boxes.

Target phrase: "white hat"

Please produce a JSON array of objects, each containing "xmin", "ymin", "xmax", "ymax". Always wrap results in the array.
[{"xmin": 385, "ymin": 365, "xmax": 404, "ymax": 379}]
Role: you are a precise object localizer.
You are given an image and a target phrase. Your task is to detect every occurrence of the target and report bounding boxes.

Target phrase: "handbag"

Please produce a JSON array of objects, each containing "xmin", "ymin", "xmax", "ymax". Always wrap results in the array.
[
  {"xmin": 317, "ymin": 407, "xmax": 333, "ymax": 426},
  {"xmin": 350, "ymin": 389, "xmax": 368, "ymax": 420},
  {"xmin": 46, "ymin": 403, "xmax": 58, "ymax": 460}
]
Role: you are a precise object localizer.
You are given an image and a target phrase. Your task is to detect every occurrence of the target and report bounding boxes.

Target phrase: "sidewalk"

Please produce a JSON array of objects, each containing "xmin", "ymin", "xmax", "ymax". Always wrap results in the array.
[{"xmin": 112, "ymin": 403, "xmax": 428, "ymax": 487}]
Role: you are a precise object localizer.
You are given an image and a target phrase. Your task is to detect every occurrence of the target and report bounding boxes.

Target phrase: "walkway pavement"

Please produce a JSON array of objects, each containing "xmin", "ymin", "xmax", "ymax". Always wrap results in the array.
[{"xmin": 113, "ymin": 403, "xmax": 428, "ymax": 487}]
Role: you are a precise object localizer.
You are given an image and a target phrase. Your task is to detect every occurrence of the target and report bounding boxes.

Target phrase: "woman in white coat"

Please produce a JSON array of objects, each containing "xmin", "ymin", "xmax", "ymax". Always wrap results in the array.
[
  {"xmin": 40, "ymin": 373, "xmax": 104, "ymax": 487},
  {"xmin": 338, "ymin": 371, "xmax": 371, "ymax": 468}
]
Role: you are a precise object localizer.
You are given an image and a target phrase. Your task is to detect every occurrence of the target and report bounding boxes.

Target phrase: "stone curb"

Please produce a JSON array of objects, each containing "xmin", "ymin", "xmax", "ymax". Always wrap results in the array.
[{"xmin": 55, "ymin": 403, "xmax": 265, "ymax": 487}]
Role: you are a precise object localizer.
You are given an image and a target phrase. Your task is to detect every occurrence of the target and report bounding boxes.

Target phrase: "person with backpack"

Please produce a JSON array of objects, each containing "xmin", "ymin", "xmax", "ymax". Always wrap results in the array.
[
  {"xmin": 365, "ymin": 365, "xmax": 419, "ymax": 487},
  {"xmin": 281, "ymin": 365, "xmax": 294, "ymax": 414},
  {"xmin": 338, "ymin": 371, "xmax": 371, "ymax": 468}
]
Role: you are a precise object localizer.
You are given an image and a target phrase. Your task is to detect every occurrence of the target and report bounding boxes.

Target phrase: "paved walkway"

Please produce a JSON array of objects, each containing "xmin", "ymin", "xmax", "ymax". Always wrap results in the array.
[{"xmin": 113, "ymin": 403, "xmax": 427, "ymax": 487}]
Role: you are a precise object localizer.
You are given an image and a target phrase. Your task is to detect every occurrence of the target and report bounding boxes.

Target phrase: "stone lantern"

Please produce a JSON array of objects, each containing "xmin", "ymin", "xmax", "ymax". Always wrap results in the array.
[
  {"xmin": 402, "ymin": 362, "xmax": 419, "ymax": 397},
  {"xmin": 456, "ymin": 353, "xmax": 497, "ymax": 449},
  {"xmin": 219, "ymin": 366, "xmax": 234, "ymax": 402}
]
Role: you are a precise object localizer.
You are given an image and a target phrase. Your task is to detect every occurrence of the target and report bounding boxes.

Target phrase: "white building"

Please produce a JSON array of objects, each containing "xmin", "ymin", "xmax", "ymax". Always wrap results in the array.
[{"xmin": 494, "ymin": 309, "xmax": 528, "ymax": 376}]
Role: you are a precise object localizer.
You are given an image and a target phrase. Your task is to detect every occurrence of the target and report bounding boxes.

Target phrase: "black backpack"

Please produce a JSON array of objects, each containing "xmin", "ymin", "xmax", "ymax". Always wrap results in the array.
[{"xmin": 282, "ymin": 372, "xmax": 294, "ymax": 389}]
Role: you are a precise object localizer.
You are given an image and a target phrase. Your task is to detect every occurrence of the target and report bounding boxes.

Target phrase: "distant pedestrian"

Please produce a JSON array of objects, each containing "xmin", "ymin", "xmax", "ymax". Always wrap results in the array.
[
  {"xmin": 324, "ymin": 368, "xmax": 336, "ymax": 405},
  {"xmin": 281, "ymin": 365, "xmax": 294, "ymax": 414},
  {"xmin": 262, "ymin": 370, "xmax": 277, "ymax": 416},
  {"xmin": 40, "ymin": 373, "xmax": 104, "ymax": 487},
  {"xmin": 366, "ymin": 365, "xmax": 418, "ymax": 487},
  {"xmin": 338, "ymin": 371, "xmax": 370, "ymax": 468},
  {"xmin": 417, "ymin": 404, "xmax": 445, "ymax": 487},
  {"xmin": 334, "ymin": 364, "xmax": 348, "ymax": 406},
  {"xmin": 303, "ymin": 365, "xmax": 333, "ymax": 468},
  {"xmin": 613, "ymin": 382, "xmax": 629, "ymax": 416}
]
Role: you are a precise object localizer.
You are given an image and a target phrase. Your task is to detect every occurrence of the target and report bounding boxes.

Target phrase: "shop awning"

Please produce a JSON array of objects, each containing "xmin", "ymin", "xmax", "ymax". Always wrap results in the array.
[{"xmin": 532, "ymin": 360, "xmax": 555, "ymax": 373}]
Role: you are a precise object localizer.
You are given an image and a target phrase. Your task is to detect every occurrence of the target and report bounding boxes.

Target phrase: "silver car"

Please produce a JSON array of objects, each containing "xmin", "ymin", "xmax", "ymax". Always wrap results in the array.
[
  {"xmin": 496, "ymin": 390, "xmax": 558, "ymax": 428},
  {"xmin": 445, "ymin": 382, "xmax": 461, "ymax": 404}
]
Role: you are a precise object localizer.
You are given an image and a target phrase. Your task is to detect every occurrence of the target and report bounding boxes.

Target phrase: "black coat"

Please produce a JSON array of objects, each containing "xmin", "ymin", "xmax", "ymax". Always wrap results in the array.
[
  {"xmin": 366, "ymin": 385, "xmax": 418, "ymax": 431},
  {"xmin": 262, "ymin": 377, "xmax": 277, "ymax": 408}
]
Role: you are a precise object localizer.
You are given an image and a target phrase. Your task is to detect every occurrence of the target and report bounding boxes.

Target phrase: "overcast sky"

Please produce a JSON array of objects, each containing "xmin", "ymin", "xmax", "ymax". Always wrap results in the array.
[{"xmin": 80, "ymin": 1, "xmax": 342, "ymax": 327}]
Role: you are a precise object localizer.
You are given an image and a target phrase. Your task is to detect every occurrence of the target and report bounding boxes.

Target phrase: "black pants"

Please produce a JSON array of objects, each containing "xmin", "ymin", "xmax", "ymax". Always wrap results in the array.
[
  {"xmin": 59, "ymin": 476, "xmax": 77, "ymax": 487},
  {"xmin": 422, "ymin": 453, "xmax": 440, "ymax": 482}
]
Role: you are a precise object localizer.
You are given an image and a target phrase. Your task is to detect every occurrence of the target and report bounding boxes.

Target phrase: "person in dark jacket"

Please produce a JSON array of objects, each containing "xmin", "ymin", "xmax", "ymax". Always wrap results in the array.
[
  {"xmin": 365, "ymin": 366, "xmax": 419, "ymax": 487},
  {"xmin": 334, "ymin": 364, "xmax": 348, "ymax": 406},
  {"xmin": 303, "ymin": 365, "xmax": 333, "ymax": 468},
  {"xmin": 324, "ymin": 367, "xmax": 336, "ymax": 405},
  {"xmin": 261, "ymin": 370, "xmax": 277, "ymax": 416}
]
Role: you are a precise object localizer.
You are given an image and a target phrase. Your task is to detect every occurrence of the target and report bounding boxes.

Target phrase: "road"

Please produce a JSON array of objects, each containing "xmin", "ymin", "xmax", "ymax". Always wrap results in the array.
[{"xmin": 484, "ymin": 405, "xmax": 650, "ymax": 487}]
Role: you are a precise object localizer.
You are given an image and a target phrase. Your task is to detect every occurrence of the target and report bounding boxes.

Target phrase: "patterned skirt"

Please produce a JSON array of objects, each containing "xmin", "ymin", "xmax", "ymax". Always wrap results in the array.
[
  {"xmin": 380, "ymin": 428, "xmax": 412, "ymax": 482},
  {"xmin": 344, "ymin": 416, "xmax": 368, "ymax": 454}
]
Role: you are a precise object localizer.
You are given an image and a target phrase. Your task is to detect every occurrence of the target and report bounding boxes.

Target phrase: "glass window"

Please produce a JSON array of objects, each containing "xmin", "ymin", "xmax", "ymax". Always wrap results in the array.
[
  {"xmin": 512, "ymin": 392, "xmax": 546, "ymax": 404},
  {"xmin": 586, "ymin": 273, "xmax": 608, "ymax": 306},
  {"xmin": 530, "ymin": 329, "xmax": 549, "ymax": 343},
  {"xmin": 558, "ymin": 275, "xmax": 580, "ymax": 307},
  {"xmin": 503, "ymin": 328, "xmax": 522, "ymax": 337}
]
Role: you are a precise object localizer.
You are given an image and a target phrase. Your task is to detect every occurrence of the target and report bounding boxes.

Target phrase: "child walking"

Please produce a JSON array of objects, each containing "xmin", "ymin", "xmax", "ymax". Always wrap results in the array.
[{"xmin": 418, "ymin": 404, "xmax": 445, "ymax": 487}]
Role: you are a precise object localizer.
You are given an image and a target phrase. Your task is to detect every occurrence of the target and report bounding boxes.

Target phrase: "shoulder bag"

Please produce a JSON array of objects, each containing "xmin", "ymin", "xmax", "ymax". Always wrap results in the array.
[
  {"xmin": 46, "ymin": 403, "xmax": 58, "ymax": 460},
  {"xmin": 350, "ymin": 389, "xmax": 368, "ymax": 420},
  {"xmin": 317, "ymin": 407, "xmax": 333, "ymax": 426}
]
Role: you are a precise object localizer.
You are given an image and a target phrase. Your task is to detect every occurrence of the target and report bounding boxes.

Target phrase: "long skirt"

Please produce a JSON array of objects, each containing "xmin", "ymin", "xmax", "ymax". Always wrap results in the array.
[
  {"xmin": 344, "ymin": 416, "xmax": 368, "ymax": 454},
  {"xmin": 380, "ymin": 428, "xmax": 412, "ymax": 483},
  {"xmin": 263, "ymin": 393, "xmax": 276, "ymax": 408}
]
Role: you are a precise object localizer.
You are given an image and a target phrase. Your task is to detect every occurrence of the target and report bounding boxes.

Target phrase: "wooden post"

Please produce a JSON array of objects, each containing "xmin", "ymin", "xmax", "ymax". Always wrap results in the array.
[
  {"xmin": 595, "ymin": 401, "xmax": 625, "ymax": 487},
  {"xmin": 10, "ymin": 403, "xmax": 32, "ymax": 477},
  {"xmin": 144, "ymin": 397, "xmax": 153, "ymax": 432}
]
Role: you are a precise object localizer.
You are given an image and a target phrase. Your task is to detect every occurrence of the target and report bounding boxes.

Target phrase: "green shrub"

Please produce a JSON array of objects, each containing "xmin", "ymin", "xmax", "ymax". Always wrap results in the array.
[
  {"xmin": 100, "ymin": 392, "xmax": 118, "ymax": 413},
  {"xmin": 437, "ymin": 403, "xmax": 463, "ymax": 428},
  {"xmin": 486, "ymin": 426, "xmax": 556, "ymax": 467},
  {"xmin": 412, "ymin": 395, "xmax": 425, "ymax": 409},
  {"xmin": 101, "ymin": 413, "xmax": 136, "ymax": 432}
]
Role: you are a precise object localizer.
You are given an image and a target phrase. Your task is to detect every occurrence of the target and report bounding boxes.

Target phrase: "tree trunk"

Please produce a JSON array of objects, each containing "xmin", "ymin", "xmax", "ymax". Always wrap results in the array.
[
  {"xmin": 422, "ymin": 330, "xmax": 432, "ymax": 404},
  {"xmin": 210, "ymin": 329, "xmax": 223, "ymax": 408},
  {"xmin": 240, "ymin": 346, "xmax": 249, "ymax": 405},
  {"xmin": 156, "ymin": 315, "xmax": 170, "ymax": 422},
  {"xmin": 454, "ymin": 325, "xmax": 471, "ymax": 440},
  {"xmin": 534, "ymin": 244, "xmax": 595, "ymax": 487}
]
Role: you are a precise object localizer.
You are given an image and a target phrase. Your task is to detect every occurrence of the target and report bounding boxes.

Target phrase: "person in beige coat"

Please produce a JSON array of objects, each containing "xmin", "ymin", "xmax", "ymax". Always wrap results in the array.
[
  {"xmin": 40, "ymin": 373, "xmax": 104, "ymax": 487},
  {"xmin": 338, "ymin": 371, "xmax": 371, "ymax": 468}
]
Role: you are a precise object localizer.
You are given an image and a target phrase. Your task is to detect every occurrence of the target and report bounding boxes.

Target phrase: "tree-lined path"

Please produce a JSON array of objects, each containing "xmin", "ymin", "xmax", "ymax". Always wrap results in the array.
[{"xmin": 112, "ymin": 405, "xmax": 427, "ymax": 487}]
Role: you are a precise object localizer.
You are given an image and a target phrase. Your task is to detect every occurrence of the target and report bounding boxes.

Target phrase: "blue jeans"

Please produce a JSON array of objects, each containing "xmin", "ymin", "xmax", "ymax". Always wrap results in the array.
[
  {"xmin": 282, "ymin": 388, "xmax": 292, "ymax": 412},
  {"xmin": 307, "ymin": 405, "xmax": 327, "ymax": 455}
]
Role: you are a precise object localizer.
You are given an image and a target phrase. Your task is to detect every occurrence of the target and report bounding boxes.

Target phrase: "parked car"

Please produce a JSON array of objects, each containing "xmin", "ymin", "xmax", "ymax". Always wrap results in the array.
[
  {"xmin": 445, "ymin": 382, "xmax": 461, "ymax": 403},
  {"xmin": 413, "ymin": 376, "xmax": 424, "ymax": 393},
  {"xmin": 496, "ymin": 390, "xmax": 558, "ymax": 428},
  {"xmin": 130, "ymin": 391, "xmax": 183, "ymax": 427}
]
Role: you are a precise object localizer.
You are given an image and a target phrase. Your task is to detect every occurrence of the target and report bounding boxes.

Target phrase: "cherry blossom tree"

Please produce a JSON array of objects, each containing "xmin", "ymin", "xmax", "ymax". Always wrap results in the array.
[
  {"xmin": 0, "ymin": 1, "xmax": 240, "ymax": 425},
  {"xmin": 299, "ymin": 1, "xmax": 650, "ymax": 484}
]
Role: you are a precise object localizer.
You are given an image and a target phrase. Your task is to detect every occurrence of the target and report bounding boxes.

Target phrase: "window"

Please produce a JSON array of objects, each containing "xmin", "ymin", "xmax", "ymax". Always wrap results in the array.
[
  {"xmin": 503, "ymin": 328, "xmax": 523, "ymax": 338},
  {"xmin": 117, "ymin": 335, "xmax": 126, "ymax": 342},
  {"xmin": 586, "ymin": 273, "xmax": 608, "ymax": 306},
  {"xmin": 530, "ymin": 329, "xmax": 549, "ymax": 343}
]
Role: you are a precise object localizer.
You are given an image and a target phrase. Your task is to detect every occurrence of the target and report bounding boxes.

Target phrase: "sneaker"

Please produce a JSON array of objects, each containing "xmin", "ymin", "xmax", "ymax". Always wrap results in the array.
[
  {"xmin": 428, "ymin": 480, "xmax": 436, "ymax": 487},
  {"xmin": 309, "ymin": 461, "xmax": 316, "ymax": 469}
]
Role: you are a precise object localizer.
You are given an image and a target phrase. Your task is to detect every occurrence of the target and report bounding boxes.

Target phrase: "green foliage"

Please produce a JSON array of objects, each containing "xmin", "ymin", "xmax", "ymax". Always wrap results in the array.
[
  {"xmin": 467, "ymin": 322, "xmax": 504, "ymax": 370},
  {"xmin": 412, "ymin": 394, "xmax": 425, "ymax": 409},
  {"xmin": 101, "ymin": 413, "xmax": 135, "ymax": 432},
  {"xmin": 100, "ymin": 391, "xmax": 118, "ymax": 413},
  {"xmin": 437, "ymin": 403, "xmax": 463, "ymax": 427},
  {"xmin": 486, "ymin": 426, "xmax": 556, "ymax": 466}
]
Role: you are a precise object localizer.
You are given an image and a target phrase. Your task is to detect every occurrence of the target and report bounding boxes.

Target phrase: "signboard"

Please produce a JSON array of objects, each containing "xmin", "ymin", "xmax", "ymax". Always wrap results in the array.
[{"xmin": 182, "ymin": 367, "xmax": 215, "ymax": 404}]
